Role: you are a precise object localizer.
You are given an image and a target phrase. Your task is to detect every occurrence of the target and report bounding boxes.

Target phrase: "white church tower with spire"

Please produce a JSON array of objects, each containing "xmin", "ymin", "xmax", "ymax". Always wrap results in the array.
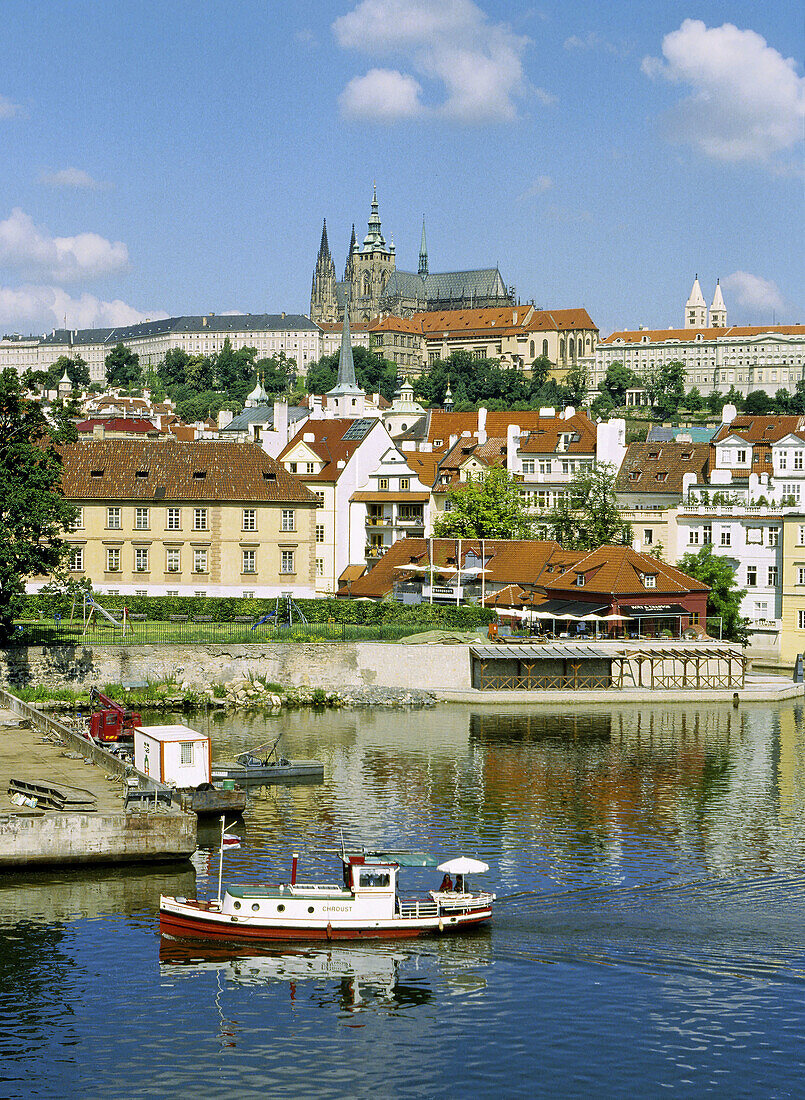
[
  {"xmin": 326, "ymin": 303, "xmax": 366, "ymax": 419},
  {"xmin": 710, "ymin": 280, "xmax": 727, "ymax": 328},
  {"xmin": 684, "ymin": 275, "xmax": 708, "ymax": 329}
]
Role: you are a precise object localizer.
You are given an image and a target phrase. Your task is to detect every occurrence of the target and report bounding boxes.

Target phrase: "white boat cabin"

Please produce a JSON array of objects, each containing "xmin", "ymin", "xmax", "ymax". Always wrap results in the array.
[{"xmin": 134, "ymin": 724, "xmax": 211, "ymax": 787}]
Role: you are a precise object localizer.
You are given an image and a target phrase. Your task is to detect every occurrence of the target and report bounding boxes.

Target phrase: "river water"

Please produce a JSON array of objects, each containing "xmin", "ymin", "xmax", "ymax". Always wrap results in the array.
[{"xmin": 2, "ymin": 700, "xmax": 805, "ymax": 1098}]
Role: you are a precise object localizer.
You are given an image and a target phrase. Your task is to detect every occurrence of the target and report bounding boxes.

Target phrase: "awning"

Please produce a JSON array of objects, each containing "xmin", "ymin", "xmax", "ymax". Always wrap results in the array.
[{"xmin": 529, "ymin": 599, "xmax": 608, "ymax": 617}]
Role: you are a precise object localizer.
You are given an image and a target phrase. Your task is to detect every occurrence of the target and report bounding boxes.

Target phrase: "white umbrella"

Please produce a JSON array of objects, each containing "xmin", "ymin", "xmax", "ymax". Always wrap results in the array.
[
  {"xmin": 437, "ymin": 857, "xmax": 489, "ymax": 875},
  {"xmin": 601, "ymin": 612, "xmax": 633, "ymax": 621}
]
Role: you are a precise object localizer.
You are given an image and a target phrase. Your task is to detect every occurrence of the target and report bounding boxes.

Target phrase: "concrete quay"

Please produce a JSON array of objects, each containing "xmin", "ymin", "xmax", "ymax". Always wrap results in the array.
[{"xmin": 0, "ymin": 693, "xmax": 196, "ymax": 870}]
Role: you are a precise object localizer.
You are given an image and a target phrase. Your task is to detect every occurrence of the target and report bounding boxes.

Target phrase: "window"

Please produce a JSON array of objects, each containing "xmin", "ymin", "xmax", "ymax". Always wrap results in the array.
[
  {"xmin": 316, "ymin": 558, "xmax": 324, "ymax": 576},
  {"xmin": 768, "ymin": 527, "xmax": 779, "ymax": 547},
  {"xmin": 281, "ymin": 509, "xmax": 295, "ymax": 532},
  {"xmin": 768, "ymin": 566, "xmax": 779, "ymax": 586},
  {"xmin": 68, "ymin": 507, "xmax": 83, "ymax": 530},
  {"xmin": 315, "ymin": 491, "xmax": 325, "ymax": 506},
  {"xmin": 400, "ymin": 478, "xmax": 410, "ymax": 491},
  {"xmin": 107, "ymin": 507, "xmax": 121, "ymax": 530},
  {"xmin": 166, "ymin": 548, "xmax": 181, "ymax": 573},
  {"xmin": 315, "ymin": 524, "xmax": 325, "ymax": 543},
  {"xmin": 522, "ymin": 460, "xmax": 535, "ymax": 475},
  {"xmin": 180, "ymin": 742, "xmax": 194, "ymax": 765},
  {"xmin": 798, "ymin": 526, "xmax": 805, "ymax": 547},
  {"xmin": 688, "ymin": 529, "xmax": 700, "ymax": 545},
  {"xmin": 134, "ymin": 548, "xmax": 148, "ymax": 573},
  {"xmin": 798, "ymin": 567, "xmax": 805, "ymax": 586},
  {"xmin": 539, "ymin": 460, "xmax": 551, "ymax": 475},
  {"xmin": 443, "ymin": 499, "xmax": 452, "ymax": 512},
  {"xmin": 799, "ymin": 610, "xmax": 805, "ymax": 630},
  {"xmin": 576, "ymin": 574, "xmax": 585, "ymax": 587},
  {"xmin": 689, "ymin": 612, "xmax": 700, "ymax": 626},
  {"xmin": 106, "ymin": 548, "xmax": 120, "ymax": 572},
  {"xmin": 702, "ymin": 524, "xmax": 712, "ymax": 545},
  {"xmin": 281, "ymin": 550, "xmax": 295, "ymax": 574},
  {"xmin": 193, "ymin": 508, "xmax": 208, "ymax": 531},
  {"xmin": 242, "ymin": 549, "xmax": 256, "ymax": 573},
  {"xmin": 288, "ymin": 461, "xmax": 297, "ymax": 473},
  {"xmin": 167, "ymin": 507, "xmax": 180, "ymax": 530},
  {"xmin": 378, "ymin": 477, "xmax": 389, "ymax": 491},
  {"xmin": 243, "ymin": 509, "xmax": 256, "ymax": 531},
  {"xmin": 747, "ymin": 566, "xmax": 757, "ymax": 587},
  {"xmin": 795, "ymin": 450, "xmax": 804, "ymax": 471},
  {"xmin": 242, "ymin": 591, "xmax": 254, "ymax": 598},
  {"xmin": 68, "ymin": 547, "xmax": 84, "ymax": 571},
  {"xmin": 643, "ymin": 529, "xmax": 653, "ymax": 546},
  {"xmin": 720, "ymin": 529, "xmax": 731, "ymax": 547},
  {"xmin": 167, "ymin": 589, "xmax": 179, "ymax": 597},
  {"xmin": 736, "ymin": 449, "xmax": 747, "ymax": 463},
  {"xmin": 779, "ymin": 451, "xmax": 788, "ymax": 470},
  {"xmin": 193, "ymin": 549, "xmax": 208, "ymax": 573},
  {"xmin": 306, "ymin": 462, "xmax": 315, "ymax": 474},
  {"xmin": 135, "ymin": 507, "xmax": 149, "ymax": 530},
  {"xmin": 643, "ymin": 574, "xmax": 657, "ymax": 588}
]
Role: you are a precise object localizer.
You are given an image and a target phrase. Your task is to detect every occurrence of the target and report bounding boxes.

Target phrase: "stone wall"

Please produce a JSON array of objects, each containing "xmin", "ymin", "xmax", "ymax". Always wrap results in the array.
[{"xmin": 0, "ymin": 641, "xmax": 474, "ymax": 693}]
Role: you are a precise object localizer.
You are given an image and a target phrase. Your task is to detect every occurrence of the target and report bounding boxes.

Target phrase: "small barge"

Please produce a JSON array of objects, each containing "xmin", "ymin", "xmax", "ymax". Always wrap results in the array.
[
  {"xmin": 211, "ymin": 737, "xmax": 324, "ymax": 784},
  {"xmin": 160, "ymin": 846, "xmax": 494, "ymax": 942}
]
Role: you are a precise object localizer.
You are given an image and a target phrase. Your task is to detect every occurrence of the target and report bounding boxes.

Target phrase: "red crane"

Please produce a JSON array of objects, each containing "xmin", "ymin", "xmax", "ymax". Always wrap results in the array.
[{"xmin": 87, "ymin": 687, "xmax": 142, "ymax": 743}]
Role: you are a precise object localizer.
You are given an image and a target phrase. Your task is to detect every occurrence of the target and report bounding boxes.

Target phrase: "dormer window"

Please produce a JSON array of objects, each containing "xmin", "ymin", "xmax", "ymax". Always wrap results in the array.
[
  {"xmin": 648, "ymin": 450, "xmax": 660, "ymax": 459},
  {"xmin": 90, "ymin": 469, "xmax": 104, "ymax": 478},
  {"xmin": 681, "ymin": 452, "xmax": 692, "ymax": 460},
  {"xmin": 136, "ymin": 469, "xmax": 149, "ymax": 478},
  {"xmin": 576, "ymin": 574, "xmax": 585, "ymax": 587},
  {"xmin": 656, "ymin": 472, "xmax": 668, "ymax": 482},
  {"xmin": 643, "ymin": 574, "xmax": 657, "ymax": 588},
  {"xmin": 262, "ymin": 471, "xmax": 276, "ymax": 482},
  {"xmin": 629, "ymin": 471, "xmax": 641, "ymax": 481},
  {"xmin": 193, "ymin": 470, "xmax": 207, "ymax": 479}
]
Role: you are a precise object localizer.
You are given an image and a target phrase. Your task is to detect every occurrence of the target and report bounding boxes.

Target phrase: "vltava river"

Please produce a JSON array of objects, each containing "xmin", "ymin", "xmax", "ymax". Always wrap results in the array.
[{"xmin": 2, "ymin": 700, "xmax": 805, "ymax": 1098}]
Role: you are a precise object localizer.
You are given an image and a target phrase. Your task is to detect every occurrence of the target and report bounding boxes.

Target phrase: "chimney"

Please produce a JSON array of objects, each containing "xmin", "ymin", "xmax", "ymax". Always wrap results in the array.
[
  {"xmin": 274, "ymin": 398, "xmax": 288, "ymax": 440},
  {"xmin": 93, "ymin": 423, "xmax": 105, "ymax": 439},
  {"xmin": 722, "ymin": 403, "xmax": 737, "ymax": 425},
  {"xmin": 507, "ymin": 423, "xmax": 521, "ymax": 472},
  {"xmin": 477, "ymin": 406, "xmax": 488, "ymax": 445}
]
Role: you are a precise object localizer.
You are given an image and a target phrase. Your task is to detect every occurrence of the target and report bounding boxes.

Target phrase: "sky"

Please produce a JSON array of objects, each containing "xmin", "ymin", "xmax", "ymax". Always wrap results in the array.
[{"xmin": 0, "ymin": 0, "xmax": 802, "ymax": 339}]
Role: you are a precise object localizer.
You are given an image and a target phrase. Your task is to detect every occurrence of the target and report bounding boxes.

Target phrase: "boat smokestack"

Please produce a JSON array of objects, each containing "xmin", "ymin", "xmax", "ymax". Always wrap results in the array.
[{"xmin": 291, "ymin": 853, "xmax": 298, "ymax": 885}]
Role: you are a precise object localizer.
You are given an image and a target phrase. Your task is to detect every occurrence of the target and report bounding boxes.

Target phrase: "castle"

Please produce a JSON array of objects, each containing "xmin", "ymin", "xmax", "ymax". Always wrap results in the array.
[{"xmin": 310, "ymin": 186, "xmax": 514, "ymax": 326}]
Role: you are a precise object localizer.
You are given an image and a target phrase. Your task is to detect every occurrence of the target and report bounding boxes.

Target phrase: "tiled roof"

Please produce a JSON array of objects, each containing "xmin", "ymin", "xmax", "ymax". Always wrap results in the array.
[
  {"xmin": 602, "ymin": 324, "xmax": 805, "ymax": 344},
  {"xmin": 368, "ymin": 315, "xmax": 425, "ymax": 334},
  {"xmin": 341, "ymin": 537, "xmax": 567, "ymax": 598},
  {"xmin": 517, "ymin": 413, "xmax": 596, "ymax": 455},
  {"xmin": 60, "ymin": 440, "xmax": 318, "ymax": 503},
  {"xmin": 278, "ymin": 418, "xmax": 380, "ymax": 482},
  {"xmin": 615, "ymin": 442, "xmax": 710, "ymax": 493},
  {"xmin": 418, "ymin": 305, "xmax": 596, "ymax": 336},
  {"xmin": 76, "ymin": 418, "xmax": 162, "ymax": 434},
  {"xmin": 541, "ymin": 545, "xmax": 709, "ymax": 597},
  {"xmin": 712, "ymin": 416, "xmax": 805, "ymax": 445},
  {"xmin": 425, "ymin": 409, "xmax": 594, "ymax": 447}
]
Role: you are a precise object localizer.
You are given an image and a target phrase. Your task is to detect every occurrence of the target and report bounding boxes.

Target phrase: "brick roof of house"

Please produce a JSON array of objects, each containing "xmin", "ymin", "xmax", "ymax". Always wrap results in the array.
[
  {"xmin": 278, "ymin": 418, "xmax": 380, "ymax": 482},
  {"xmin": 368, "ymin": 306, "xmax": 598, "ymax": 340},
  {"xmin": 541, "ymin": 545, "xmax": 709, "ymax": 597},
  {"xmin": 615, "ymin": 442, "xmax": 710, "ymax": 493},
  {"xmin": 425, "ymin": 409, "xmax": 593, "ymax": 447},
  {"xmin": 76, "ymin": 418, "xmax": 162, "ymax": 434},
  {"xmin": 602, "ymin": 325, "xmax": 805, "ymax": 344},
  {"xmin": 712, "ymin": 415, "xmax": 805, "ymax": 445},
  {"xmin": 341, "ymin": 537, "xmax": 568, "ymax": 599},
  {"xmin": 517, "ymin": 413, "xmax": 596, "ymax": 455},
  {"xmin": 60, "ymin": 440, "xmax": 318, "ymax": 503}
]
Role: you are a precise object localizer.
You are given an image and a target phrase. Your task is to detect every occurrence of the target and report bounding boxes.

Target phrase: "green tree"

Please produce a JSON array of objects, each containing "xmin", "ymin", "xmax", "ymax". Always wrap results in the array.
[
  {"xmin": 48, "ymin": 354, "xmax": 90, "ymax": 390},
  {"xmin": 546, "ymin": 462, "xmax": 631, "ymax": 550},
  {"xmin": 677, "ymin": 544, "xmax": 747, "ymax": 642},
  {"xmin": 158, "ymin": 348, "xmax": 190, "ymax": 389},
  {"xmin": 600, "ymin": 361, "xmax": 639, "ymax": 405},
  {"xmin": 433, "ymin": 468, "xmax": 534, "ymax": 539},
  {"xmin": 105, "ymin": 343, "xmax": 142, "ymax": 387},
  {"xmin": 590, "ymin": 392, "xmax": 615, "ymax": 419},
  {"xmin": 744, "ymin": 389, "xmax": 773, "ymax": 415},
  {"xmin": 642, "ymin": 359, "xmax": 686, "ymax": 418},
  {"xmin": 530, "ymin": 355, "xmax": 551, "ymax": 390},
  {"xmin": 0, "ymin": 369, "xmax": 78, "ymax": 639},
  {"xmin": 706, "ymin": 390, "xmax": 727, "ymax": 415},
  {"xmin": 560, "ymin": 361, "xmax": 590, "ymax": 406},
  {"xmin": 685, "ymin": 386, "xmax": 703, "ymax": 411}
]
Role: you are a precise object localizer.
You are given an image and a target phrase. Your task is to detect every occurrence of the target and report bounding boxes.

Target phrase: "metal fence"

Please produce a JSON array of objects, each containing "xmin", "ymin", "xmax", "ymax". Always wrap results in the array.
[{"xmin": 11, "ymin": 618, "xmax": 434, "ymax": 647}]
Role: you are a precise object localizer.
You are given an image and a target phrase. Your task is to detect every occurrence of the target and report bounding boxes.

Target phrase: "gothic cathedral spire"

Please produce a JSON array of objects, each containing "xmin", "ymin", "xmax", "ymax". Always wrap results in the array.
[
  {"xmin": 418, "ymin": 217, "xmax": 428, "ymax": 277},
  {"xmin": 310, "ymin": 219, "xmax": 338, "ymax": 324}
]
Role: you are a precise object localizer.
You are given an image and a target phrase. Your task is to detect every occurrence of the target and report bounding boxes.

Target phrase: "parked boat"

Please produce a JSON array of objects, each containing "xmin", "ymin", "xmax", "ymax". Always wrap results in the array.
[
  {"xmin": 159, "ymin": 843, "xmax": 494, "ymax": 942},
  {"xmin": 211, "ymin": 736, "xmax": 324, "ymax": 784}
]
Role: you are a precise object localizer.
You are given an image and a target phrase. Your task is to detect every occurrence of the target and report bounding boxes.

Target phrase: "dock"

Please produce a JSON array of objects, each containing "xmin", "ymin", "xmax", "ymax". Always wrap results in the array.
[{"xmin": 0, "ymin": 691, "xmax": 196, "ymax": 869}]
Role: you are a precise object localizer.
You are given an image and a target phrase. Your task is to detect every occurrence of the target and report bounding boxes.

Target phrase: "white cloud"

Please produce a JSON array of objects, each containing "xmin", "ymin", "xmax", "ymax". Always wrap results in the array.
[
  {"xmin": 220, "ymin": 309, "xmax": 245, "ymax": 316},
  {"xmin": 0, "ymin": 208, "xmax": 129, "ymax": 283},
  {"xmin": 723, "ymin": 271, "xmax": 786, "ymax": 316},
  {"xmin": 39, "ymin": 167, "xmax": 112, "ymax": 191},
  {"xmin": 642, "ymin": 19, "xmax": 805, "ymax": 164},
  {"xmin": 0, "ymin": 284, "xmax": 168, "ymax": 331},
  {"xmin": 332, "ymin": 0, "xmax": 531, "ymax": 123},
  {"xmin": 339, "ymin": 68, "xmax": 424, "ymax": 120},
  {"xmin": 518, "ymin": 175, "xmax": 553, "ymax": 200},
  {"xmin": 564, "ymin": 32, "xmax": 629, "ymax": 57},
  {"xmin": 0, "ymin": 94, "xmax": 21, "ymax": 119}
]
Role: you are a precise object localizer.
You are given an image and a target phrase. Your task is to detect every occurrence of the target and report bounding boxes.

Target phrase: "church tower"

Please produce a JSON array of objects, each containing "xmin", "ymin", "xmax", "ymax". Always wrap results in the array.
[
  {"xmin": 418, "ymin": 218, "xmax": 428, "ymax": 277},
  {"xmin": 349, "ymin": 185, "xmax": 396, "ymax": 324},
  {"xmin": 310, "ymin": 220, "xmax": 339, "ymax": 325},
  {"xmin": 327, "ymin": 300, "xmax": 366, "ymax": 418},
  {"xmin": 684, "ymin": 275, "xmax": 708, "ymax": 329},
  {"xmin": 710, "ymin": 280, "xmax": 727, "ymax": 328}
]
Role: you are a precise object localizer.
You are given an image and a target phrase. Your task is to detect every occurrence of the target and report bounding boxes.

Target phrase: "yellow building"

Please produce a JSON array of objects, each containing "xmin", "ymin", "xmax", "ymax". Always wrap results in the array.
[
  {"xmin": 44, "ymin": 440, "xmax": 318, "ymax": 597},
  {"xmin": 779, "ymin": 514, "xmax": 805, "ymax": 665}
]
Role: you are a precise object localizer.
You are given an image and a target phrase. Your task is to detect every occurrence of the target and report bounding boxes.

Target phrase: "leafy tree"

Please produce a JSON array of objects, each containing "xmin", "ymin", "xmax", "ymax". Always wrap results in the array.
[
  {"xmin": 158, "ymin": 348, "xmax": 190, "ymax": 389},
  {"xmin": 706, "ymin": 390, "xmax": 727, "ymax": 415},
  {"xmin": 642, "ymin": 359, "xmax": 686, "ymax": 418},
  {"xmin": 791, "ymin": 380, "xmax": 805, "ymax": 415},
  {"xmin": 0, "ymin": 369, "xmax": 78, "ymax": 639},
  {"xmin": 744, "ymin": 389, "xmax": 774, "ymax": 415},
  {"xmin": 600, "ymin": 361, "xmax": 639, "ymax": 405},
  {"xmin": 590, "ymin": 392, "xmax": 615, "ymax": 419},
  {"xmin": 48, "ymin": 354, "xmax": 90, "ymax": 390},
  {"xmin": 546, "ymin": 462, "xmax": 631, "ymax": 550},
  {"xmin": 774, "ymin": 388, "xmax": 792, "ymax": 413},
  {"xmin": 184, "ymin": 354, "xmax": 215, "ymax": 392},
  {"xmin": 433, "ymin": 467, "xmax": 534, "ymax": 539},
  {"xmin": 685, "ymin": 386, "xmax": 703, "ymax": 411},
  {"xmin": 530, "ymin": 355, "xmax": 551, "ymax": 390},
  {"xmin": 724, "ymin": 385, "xmax": 745, "ymax": 411},
  {"xmin": 561, "ymin": 361, "xmax": 590, "ymax": 407},
  {"xmin": 105, "ymin": 343, "xmax": 142, "ymax": 387},
  {"xmin": 677, "ymin": 544, "xmax": 747, "ymax": 643}
]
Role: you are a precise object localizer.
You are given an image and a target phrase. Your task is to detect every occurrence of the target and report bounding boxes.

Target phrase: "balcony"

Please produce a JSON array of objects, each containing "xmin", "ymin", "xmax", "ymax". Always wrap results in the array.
[
  {"xmin": 365, "ymin": 545, "xmax": 386, "ymax": 561},
  {"xmin": 366, "ymin": 517, "xmax": 392, "ymax": 527},
  {"xmin": 396, "ymin": 513, "xmax": 424, "ymax": 526}
]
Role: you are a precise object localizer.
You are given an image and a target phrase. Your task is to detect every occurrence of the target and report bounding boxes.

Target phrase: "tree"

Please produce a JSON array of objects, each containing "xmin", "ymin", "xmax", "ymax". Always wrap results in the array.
[
  {"xmin": 590, "ymin": 392, "xmax": 615, "ymax": 419},
  {"xmin": 685, "ymin": 386, "xmax": 703, "ymax": 411},
  {"xmin": 433, "ymin": 468, "xmax": 533, "ymax": 539},
  {"xmin": 677, "ymin": 544, "xmax": 747, "ymax": 642},
  {"xmin": 158, "ymin": 348, "xmax": 190, "ymax": 389},
  {"xmin": 0, "ymin": 369, "xmax": 78, "ymax": 639},
  {"xmin": 642, "ymin": 359, "xmax": 686, "ymax": 418},
  {"xmin": 744, "ymin": 389, "xmax": 773, "ymax": 415},
  {"xmin": 48, "ymin": 354, "xmax": 90, "ymax": 390},
  {"xmin": 546, "ymin": 462, "xmax": 631, "ymax": 550},
  {"xmin": 561, "ymin": 361, "xmax": 590, "ymax": 407},
  {"xmin": 105, "ymin": 343, "xmax": 142, "ymax": 387},
  {"xmin": 600, "ymin": 361, "xmax": 639, "ymax": 405},
  {"xmin": 530, "ymin": 355, "xmax": 551, "ymax": 390}
]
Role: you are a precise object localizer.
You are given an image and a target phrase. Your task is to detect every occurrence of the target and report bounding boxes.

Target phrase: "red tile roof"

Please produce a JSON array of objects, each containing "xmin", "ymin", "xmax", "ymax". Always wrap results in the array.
[
  {"xmin": 541, "ymin": 545, "xmax": 709, "ymax": 597},
  {"xmin": 615, "ymin": 442, "xmax": 710, "ymax": 493},
  {"xmin": 76, "ymin": 418, "xmax": 162, "ymax": 434},
  {"xmin": 603, "ymin": 325, "xmax": 805, "ymax": 344},
  {"xmin": 279, "ymin": 418, "xmax": 380, "ymax": 482}
]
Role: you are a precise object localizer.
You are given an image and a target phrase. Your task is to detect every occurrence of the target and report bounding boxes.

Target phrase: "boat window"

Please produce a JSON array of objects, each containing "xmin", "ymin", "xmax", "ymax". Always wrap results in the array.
[
  {"xmin": 252, "ymin": 903, "xmax": 260, "ymax": 911},
  {"xmin": 277, "ymin": 904, "xmax": 285, "ymax": 913},
  {"xmin": 233, "ymin": 901, "xmax": 241, "ymax": 910},
  {"xmin": 308, "ymin": 906, "xmax": 314, "ymax": 913},
  {"xmin": 359, "ymin": 872, "xmax": 390, "ymax": 888}
]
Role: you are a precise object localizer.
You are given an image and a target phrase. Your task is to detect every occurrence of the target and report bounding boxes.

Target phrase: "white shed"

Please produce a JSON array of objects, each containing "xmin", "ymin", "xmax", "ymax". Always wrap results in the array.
[{"xmin": 134, "ymin": 724, "xmax": 211, "ymax": 788}]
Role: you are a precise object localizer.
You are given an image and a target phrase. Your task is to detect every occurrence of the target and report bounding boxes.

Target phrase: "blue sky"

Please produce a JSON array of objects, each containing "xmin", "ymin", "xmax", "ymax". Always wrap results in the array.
[{"xmin": 0, "ymin": 0, "xmax": 802, "ymax": 338}]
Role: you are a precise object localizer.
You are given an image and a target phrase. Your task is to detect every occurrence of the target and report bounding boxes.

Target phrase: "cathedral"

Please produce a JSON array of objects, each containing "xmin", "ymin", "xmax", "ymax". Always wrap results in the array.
[{"xmin": 310, "ymin": 187, "xmax": 513, "ymax": 325}]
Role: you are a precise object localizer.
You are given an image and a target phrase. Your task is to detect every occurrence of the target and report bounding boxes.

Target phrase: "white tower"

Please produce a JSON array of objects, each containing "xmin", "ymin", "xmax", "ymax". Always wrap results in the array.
[
  {"xmin": 710, "ymin": 280, "xmax": 727, "ymax": 328},
  {"xmin": 684, "ymin": 275, "xmax": 708, "ymax": 329}
]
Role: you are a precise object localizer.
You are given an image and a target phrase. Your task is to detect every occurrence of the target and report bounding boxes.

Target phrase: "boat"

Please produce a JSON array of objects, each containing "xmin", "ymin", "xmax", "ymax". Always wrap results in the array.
[
  {"xmin": 211, "ymin": 735, "xmax": 324, "ymax": 784},
  {"xmin": 159, "ymin": 843, "xmax": 495, "ymax": 942}
]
